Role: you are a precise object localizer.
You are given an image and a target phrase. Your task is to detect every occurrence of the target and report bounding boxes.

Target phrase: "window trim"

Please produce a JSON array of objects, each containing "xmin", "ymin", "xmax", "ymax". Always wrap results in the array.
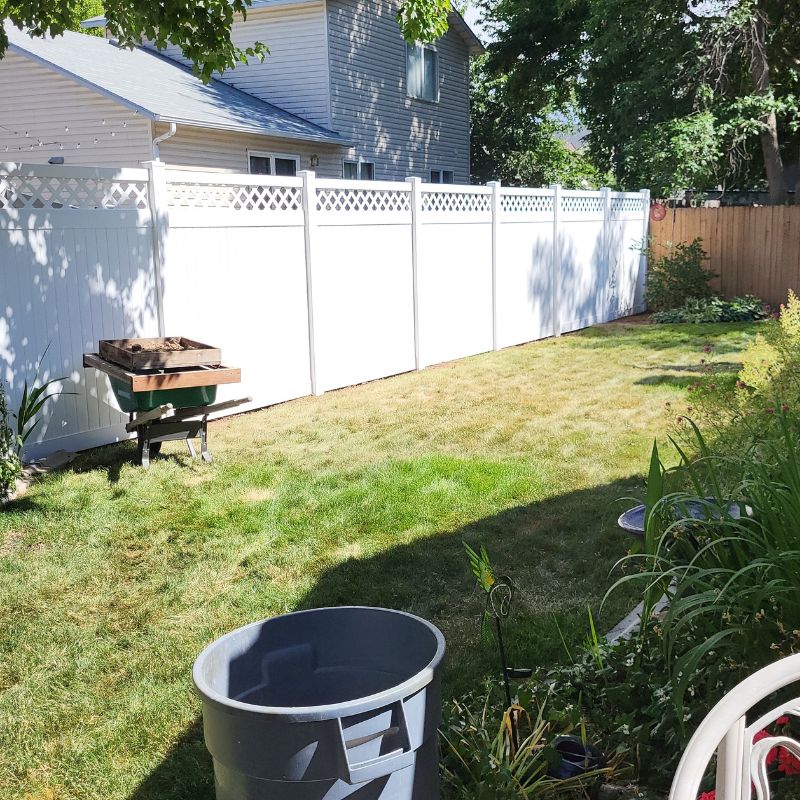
[
  {"xmin": 430, "ymin": 168, "xmax": 455, "ymax": 184},
  {"xmin": 247, "ymin": 150, "xmax": 300, "ymax": 176},
  {"xmin": 406, "ymin": 42, "xmax": 440, "ymax": 104},
  {"xmin": 343, "ymin": 159, "xmax": 376, "ymax": 180}
]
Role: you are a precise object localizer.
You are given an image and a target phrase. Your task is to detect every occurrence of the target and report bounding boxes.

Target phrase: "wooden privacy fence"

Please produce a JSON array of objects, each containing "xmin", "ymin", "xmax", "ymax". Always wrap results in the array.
[
  {"xmin": 650, "ymin": 206, "xmax": 800, "ymax": 306},
  {"xmin": 1, "ymin": 161, "xmax": 649, "ymax": 458}
]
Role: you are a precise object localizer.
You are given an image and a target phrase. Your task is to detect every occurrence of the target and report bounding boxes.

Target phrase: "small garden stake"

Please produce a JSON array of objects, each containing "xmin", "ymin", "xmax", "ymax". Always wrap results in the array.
[
  {"xmin": 489, "ymin": 577, "xmax": 515, "ymax": 722},
  {"xmin": 463, "ymin": 542, "xmax": 529, "ymax": 753}
]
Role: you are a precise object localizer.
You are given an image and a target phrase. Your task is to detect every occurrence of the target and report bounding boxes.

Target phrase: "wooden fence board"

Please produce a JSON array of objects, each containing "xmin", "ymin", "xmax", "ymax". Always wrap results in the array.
[{"xmin": 650, "ymin": 206, "xmax": 800, "ymax": 306}]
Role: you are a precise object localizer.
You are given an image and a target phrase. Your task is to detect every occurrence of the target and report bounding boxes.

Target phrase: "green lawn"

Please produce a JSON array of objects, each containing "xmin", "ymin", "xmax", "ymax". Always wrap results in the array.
[{"xmin": 0, "ymin": 320, "xmax": 757, "ymax": 800}]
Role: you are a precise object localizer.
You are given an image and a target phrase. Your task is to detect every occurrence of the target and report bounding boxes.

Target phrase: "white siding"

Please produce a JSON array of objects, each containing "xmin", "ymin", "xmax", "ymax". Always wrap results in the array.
[
  {"xmin": 154, "ymin": 123, "xmax": 345, "ymax": 176},
  {"xmin": 326, "ymin": 0, "xmax": 472, "ymax": 182},
  {"xmin": 0, "ymin": 53, "xmax": 152, "ymax": 168},
  {"xmin": 144, "ymin": 2, "xmax": 332, "ymax": 127}
]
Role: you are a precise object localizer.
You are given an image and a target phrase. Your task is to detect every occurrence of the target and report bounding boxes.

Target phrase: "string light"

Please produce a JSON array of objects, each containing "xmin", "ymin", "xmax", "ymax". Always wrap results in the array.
[{"xmin": 0, "ymin": 111, "xmax": 139, "ymax": 153}]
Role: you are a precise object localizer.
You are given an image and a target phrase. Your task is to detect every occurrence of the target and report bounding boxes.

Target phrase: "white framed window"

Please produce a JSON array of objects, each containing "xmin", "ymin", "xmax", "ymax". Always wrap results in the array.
[
  {"xmin": 406, "ymin": 43, "xmax": 439, "ymax": 102},
  {"xmin": 343, "ymin": 160, "xmax": 375, "ymax": 180},
  {"xmin": 430, "ymin": 169, "xmax": 454, "ymax": 184},
  {"xmin": 248, "ymin": 151, "xmax": 299, "ymax": 177}
]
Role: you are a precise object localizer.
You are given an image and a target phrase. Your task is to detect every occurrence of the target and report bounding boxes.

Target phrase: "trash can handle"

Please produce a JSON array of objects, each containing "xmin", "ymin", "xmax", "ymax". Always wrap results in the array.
[{"xmin": 337, "ymin": 699, "xmax": 415, "ymax": 784}]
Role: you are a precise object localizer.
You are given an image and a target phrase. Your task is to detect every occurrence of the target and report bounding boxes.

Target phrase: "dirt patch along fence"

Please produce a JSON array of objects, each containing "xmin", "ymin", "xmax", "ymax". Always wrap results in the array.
[{"xmin": 650, "ymin": 206, "xmax": 800, "ymax": 306}]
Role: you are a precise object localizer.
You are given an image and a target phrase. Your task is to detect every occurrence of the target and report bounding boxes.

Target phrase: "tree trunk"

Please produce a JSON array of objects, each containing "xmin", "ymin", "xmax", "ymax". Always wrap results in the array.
[{"xmin": 749, "ymin": 13, "xmax": 786, "ymax": 204}]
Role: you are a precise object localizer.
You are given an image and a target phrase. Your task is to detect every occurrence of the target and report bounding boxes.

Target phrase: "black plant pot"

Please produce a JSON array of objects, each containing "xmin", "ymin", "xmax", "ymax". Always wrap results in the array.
[{"xmin": 549, "ymin": 735, "xmax": 605, "ymax": 779}]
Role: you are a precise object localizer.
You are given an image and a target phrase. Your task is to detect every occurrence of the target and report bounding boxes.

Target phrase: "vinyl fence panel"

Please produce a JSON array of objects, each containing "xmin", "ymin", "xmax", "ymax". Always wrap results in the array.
[
  {"xmin": 1, "ymin": 162, "xmax": 649, "ymax": 459},
  {"xmin": 0, "ymin": 163, "xmax": 157, "ymax": 457}
]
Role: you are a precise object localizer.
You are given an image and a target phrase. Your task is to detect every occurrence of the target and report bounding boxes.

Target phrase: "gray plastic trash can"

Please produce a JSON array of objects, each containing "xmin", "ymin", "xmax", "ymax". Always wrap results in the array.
[{"xmin": 193, "ymin": 606, "xmax": 446, "ymax": 800}]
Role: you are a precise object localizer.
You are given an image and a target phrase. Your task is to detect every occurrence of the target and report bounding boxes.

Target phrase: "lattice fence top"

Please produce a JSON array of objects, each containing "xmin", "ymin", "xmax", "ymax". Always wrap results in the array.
[
  {"xmin": 611, "ymin": 195, "xmax": 645, "ymax": 217},
  {"xmin": 0, "ymin": 174, "xmax": 148, "ymax": 210},
  {"xmin": 316, "ymin": 187, "xmax": 410, "ymax": 214},
  {"xmin": 167, "ymin": 181, "xmax": 302, "ymax": 212},
  {"xmin": 561, "ymin": 194, "xmax": 604, "ymax": 216},
  {"xmin": 500, "ymin": 192, "xmax": 554, "ymax": 215},
  {"xmin": 422, "ymin": 190, "xmax": 491, "ymax": 214}
]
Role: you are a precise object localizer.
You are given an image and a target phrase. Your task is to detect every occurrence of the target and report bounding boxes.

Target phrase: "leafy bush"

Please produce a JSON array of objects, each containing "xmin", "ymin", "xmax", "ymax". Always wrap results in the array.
[
  {"xmin": 651, "ymin": 295, "xmax": 768, "ymax": 324},
  {"xmin": 0, "ymin": 380, "xmax": 21, "ymax": 502},
  {"xmin": 645, "ymin": 238, "xmax": 716, "ymax": 312},
  {"xmin": 576, "ymin": 412, "xmax": 800, "ymax": 794},
  {"xmin": 441, "ymin": 685, "xmax": 614, "ymax": 799}
]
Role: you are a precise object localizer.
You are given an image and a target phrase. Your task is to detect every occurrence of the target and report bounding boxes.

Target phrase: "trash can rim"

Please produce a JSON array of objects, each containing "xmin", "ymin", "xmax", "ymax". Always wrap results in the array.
[{"xmin": 192, "ymin": 606, "xmax": 446, "ymax": 721}]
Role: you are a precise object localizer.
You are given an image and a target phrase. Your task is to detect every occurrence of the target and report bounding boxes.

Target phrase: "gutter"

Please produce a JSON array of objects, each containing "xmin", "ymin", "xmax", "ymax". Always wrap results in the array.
[{"xmin": 151, "ymin": 122, "xmax": 177, "ymax": 160}]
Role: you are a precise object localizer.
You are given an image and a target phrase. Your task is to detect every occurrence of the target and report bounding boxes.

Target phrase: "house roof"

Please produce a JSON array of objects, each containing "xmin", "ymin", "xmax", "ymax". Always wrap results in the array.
[{"xmin": 4, "ymin": 22, "xmax": 351, "ymax": 146}]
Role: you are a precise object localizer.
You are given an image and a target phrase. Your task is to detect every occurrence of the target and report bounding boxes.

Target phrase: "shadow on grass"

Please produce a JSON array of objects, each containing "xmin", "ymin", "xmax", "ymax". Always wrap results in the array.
[
  {"xmin": 128, "ymin": 477, "xmax": 641, "ymax": 800},
  {"xmin": 575, "ymin": 321, "xmax": 761, "ymax": 355}
]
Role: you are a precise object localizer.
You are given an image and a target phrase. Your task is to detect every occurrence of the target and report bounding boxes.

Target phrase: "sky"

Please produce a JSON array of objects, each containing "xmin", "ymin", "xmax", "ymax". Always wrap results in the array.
[{"xmin": 463, "ymin": 5, "xmax": 489, "ymax": 41}]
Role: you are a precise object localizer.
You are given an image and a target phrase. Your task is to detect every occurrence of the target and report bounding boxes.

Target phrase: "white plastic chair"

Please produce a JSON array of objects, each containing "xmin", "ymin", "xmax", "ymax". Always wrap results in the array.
[{"xmin": 670, "ymin": 653, "xmax": 800, "ymax": 800}]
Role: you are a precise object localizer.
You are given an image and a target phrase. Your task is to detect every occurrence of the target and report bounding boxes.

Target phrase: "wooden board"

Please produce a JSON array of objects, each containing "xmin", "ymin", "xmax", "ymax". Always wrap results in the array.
[
  {"xmin": 99, "ymin": 337, "xmax": 222, "ymax": 371},
  {"xmin": 650, "ymin": 206, "xmax": 800, "ymax": 306},
  {"xmin": 84, "ymin": 353, "xmax": 241, "ymax": 391}
]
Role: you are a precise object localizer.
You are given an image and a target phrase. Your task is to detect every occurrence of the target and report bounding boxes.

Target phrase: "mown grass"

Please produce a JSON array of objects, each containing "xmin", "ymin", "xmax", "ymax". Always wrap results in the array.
[{"xmin": 0, "ymin": 320, "xmax": 758, "ymax": 800}]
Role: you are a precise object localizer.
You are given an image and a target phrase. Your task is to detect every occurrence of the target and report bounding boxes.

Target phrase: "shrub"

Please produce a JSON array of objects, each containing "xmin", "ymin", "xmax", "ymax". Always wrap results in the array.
[
  {"xmin": 601, "ymin": 411, "xmax": 800, "ymax": 779},
  {"xmin": 651, "ymin": 295, "xmax": 768, "ymax": 324},
  {"xmin": 645, "ymin": 238, "xmax": 716, "ymax": 312},
  {"xmin": 441, "ymin": 685, "xmax": 614, "ymax": 799},
  {"xmin": 0, "ymin": 380, "xmax": 21, "ymax": 502}
]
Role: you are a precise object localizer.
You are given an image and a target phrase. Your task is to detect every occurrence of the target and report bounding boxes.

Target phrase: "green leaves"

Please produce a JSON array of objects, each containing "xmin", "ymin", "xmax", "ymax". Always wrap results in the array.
[
  {"xmin": 396, "ymin": 0, "xmax": 451, "ymax": 43},
  {"xmin": 0, "ymin": 378, "xmax": 22, "ymax": 501},
  {"xmin": 464, "ymin": 541, "xmax": 495, "ymax": 594},
  {"xmin": 644, "ymin": 237, "xmax": 715, "ymax": 313},
  {"xmin": 13, "ymin": 344, "xmax": 74, "ymax": 455}
]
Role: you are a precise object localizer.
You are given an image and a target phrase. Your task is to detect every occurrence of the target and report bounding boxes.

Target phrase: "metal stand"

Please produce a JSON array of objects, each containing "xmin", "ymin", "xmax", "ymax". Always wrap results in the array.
[{"xmin": 127, "ymin": 397, "xmax": 250, "ymax": 468}]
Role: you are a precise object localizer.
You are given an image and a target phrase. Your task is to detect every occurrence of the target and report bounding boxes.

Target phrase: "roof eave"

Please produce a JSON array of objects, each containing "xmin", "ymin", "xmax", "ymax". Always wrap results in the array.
[
  {"xmin": 447, "ymin": 10, "xmax": 485, "ymax": 56},
  {"xmin": 156, "ymin": 116, "xmax": 353, "ymax": 147}
]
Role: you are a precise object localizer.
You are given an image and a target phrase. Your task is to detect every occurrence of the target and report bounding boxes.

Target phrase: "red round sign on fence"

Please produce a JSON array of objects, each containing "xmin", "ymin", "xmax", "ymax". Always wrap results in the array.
[{"xmin": 650, "ymin": 202, "xmax": 667, "ymax": 222}]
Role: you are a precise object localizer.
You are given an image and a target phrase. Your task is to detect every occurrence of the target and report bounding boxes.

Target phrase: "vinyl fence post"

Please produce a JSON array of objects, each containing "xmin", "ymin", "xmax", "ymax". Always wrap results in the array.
[
  {"xmin": 550, "ymin": 183, "xmax": 562, "ymax": 337},
  {"xmin": 639, "ymin": 187, "xmax": 651, "ymax": 314},
  {"xmin": 143, "ymin": 159, "xmax": 168, "ymax": 336},
  {"xmin": 406, "ymin": 176, "xmax": 422, "ymax": 371},
  {"xmin": 300, "ymin": 170, "xmax": 321, "ymax": 396},
  {"xmin": 601, "ymin": 186, "xmax": 612, "ymax": 321},
  {"xmin": 488, "ymin": 180, "xmax": 501, "ymax": 351}
]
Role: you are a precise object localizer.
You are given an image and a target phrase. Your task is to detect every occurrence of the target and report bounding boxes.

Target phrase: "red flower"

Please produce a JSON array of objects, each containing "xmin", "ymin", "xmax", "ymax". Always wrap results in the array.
[
  {"xmin": 699, "ymin": 791, "xmax": 716, "ymax": 800},
  {"xmin": 776, "ymin": 716, "xmax": 790, "ymax": 726},
  {"xmin": 753, "ymin": 730, "xmax": 779, "ymax": 766},
  {"xmin": 778, "ymin": 747, "xmax": 800, "ymax": 776}
]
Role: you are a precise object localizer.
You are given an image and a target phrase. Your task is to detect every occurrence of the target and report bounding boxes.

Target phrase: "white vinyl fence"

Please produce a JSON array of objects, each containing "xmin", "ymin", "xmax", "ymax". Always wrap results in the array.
[{"xmin": 0, "ymin": 161, "xmax": 649, "ymax": 458}]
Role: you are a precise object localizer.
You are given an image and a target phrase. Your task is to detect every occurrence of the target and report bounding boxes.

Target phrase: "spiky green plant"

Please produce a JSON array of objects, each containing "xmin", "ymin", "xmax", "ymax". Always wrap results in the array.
[
  {"xmin": 14, "ymin": 344, "xmax": 73, "ymax": 456},
  {"xmin": 0, "ymin": 379, "xmax": 21, "ymax": 501}
]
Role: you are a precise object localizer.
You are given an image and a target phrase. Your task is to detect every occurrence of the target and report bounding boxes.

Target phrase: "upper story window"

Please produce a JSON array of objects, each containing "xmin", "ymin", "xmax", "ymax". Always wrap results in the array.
[
  {"xmin": 248, "ymin": 151, "xmax": 299, "ymax": 176},
  {"xmin": 406, "ymin": 43, "xmax": 439, "ymax": 103},
  {"xmin": 430, "ymin": 169, "xmax": 454, "ymax": 184},
  {"xmin": 343, "ymin": 161, "xmax": 375, "ymax": 180}
]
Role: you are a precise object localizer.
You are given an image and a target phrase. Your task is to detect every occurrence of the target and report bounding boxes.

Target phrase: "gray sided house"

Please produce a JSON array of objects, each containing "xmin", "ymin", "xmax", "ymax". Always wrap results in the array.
[{"xmin": 0, "ymin": 1, "xmax": 482, "ymax": 182}]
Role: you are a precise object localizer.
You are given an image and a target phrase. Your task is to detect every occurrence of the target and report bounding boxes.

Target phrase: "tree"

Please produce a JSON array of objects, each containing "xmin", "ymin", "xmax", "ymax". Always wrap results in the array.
[
  {"xmin": 470, "ymin": 55, "xmax": 607, "ymax": 187},
  {"xmin": 0, "ymin": 0, "xmax": 452, "ymax": 81},
  {"xmin": 480, "ymin": 0, "xmax": 800, "ymax": 200}
]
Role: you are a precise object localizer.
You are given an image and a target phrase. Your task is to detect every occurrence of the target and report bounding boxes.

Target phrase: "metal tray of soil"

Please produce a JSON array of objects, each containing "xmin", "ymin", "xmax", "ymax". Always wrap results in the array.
[{"xmin": 99, "ymin": 337, "xmax": 222, "ymax": 371}]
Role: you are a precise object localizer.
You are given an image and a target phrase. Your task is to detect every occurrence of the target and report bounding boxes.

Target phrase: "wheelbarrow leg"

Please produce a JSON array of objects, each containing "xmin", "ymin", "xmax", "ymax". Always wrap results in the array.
[
  {"xmin": 201, "ymin": 420, "xmax": 212, "ymax": 463},
  {"xmin": 187, "ymin": 439, "xmax": 197, "ymax": 458},
  {"xmin": 138, "ymin": 427, "xmax": 151, "ymax": 469}
]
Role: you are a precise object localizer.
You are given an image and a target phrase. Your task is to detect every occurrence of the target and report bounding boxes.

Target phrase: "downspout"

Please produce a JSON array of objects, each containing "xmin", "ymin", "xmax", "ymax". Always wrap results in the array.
[{"xmin": 151, "ymin": 122, "xmax": 177, "ymax": 160}]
